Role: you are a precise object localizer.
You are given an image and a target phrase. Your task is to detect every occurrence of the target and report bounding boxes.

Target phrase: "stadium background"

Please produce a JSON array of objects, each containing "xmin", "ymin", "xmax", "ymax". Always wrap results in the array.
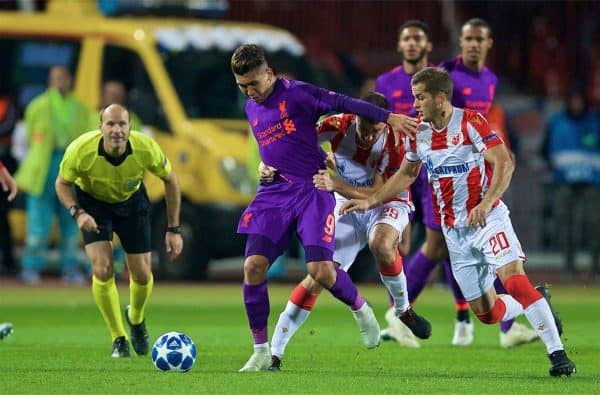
[
  {"xmin": 224, "ymin": 0, "xmax": 600, "ymax": 283},
  {"xmin": 0, "ymin": 0, "xmax": 598, "ymax": 283},
  {"xmin": 0, "ymin": 2, "xmax": 598, "ymax": 393}
]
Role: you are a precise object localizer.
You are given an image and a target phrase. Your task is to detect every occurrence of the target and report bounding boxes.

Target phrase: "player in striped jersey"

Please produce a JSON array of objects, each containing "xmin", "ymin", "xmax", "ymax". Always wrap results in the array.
[
  {"xmin": 375, "ymin": 20, "xmax": 480, "ymax": 347},
  {"xmin": 267, "ymin": 93, "xmax": 431, "ymax": 371},
  {"xmin": 437, "ymin": 17, "xmax": 536, "ymax": 347},
  {"xmin": 341, "ymin": 68, "xmax": 575, "ymax": 377}
]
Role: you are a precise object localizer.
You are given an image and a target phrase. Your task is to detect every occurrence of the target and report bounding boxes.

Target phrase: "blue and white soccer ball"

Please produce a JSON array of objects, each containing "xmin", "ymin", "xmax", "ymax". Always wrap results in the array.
[{"xmin": 151, "ymin": 331, "xmax": 197, "ymax": 372}]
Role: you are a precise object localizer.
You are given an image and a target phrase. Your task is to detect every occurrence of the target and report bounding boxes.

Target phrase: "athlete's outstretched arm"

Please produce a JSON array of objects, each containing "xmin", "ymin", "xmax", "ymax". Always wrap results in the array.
[
  {"xmin": 309, "ymin": 84, "xmax": 418, "ymax": 138},
  {"xmin": 339, "ymin": 158, "xmax": 421, "ymax": 215},
  {"xmin": 467, "ymin": 143, "xmax": 514, "ymax": 228}
]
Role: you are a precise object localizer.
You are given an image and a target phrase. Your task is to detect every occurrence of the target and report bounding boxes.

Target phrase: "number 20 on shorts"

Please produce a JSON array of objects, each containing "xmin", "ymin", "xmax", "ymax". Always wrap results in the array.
[{"xmin": 489, "ymin": 231, "xmax": 510, "ymax": 255}]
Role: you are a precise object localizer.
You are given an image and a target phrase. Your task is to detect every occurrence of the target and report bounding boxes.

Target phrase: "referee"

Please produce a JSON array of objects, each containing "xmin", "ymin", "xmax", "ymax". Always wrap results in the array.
[{"xmin": 55, "ymin": 104, "xmax": 183, "ymax": 358}]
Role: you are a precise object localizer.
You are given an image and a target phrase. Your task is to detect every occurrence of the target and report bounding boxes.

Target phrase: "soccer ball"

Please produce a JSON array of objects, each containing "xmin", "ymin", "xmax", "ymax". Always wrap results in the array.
[{"xmin": 151, "ymin": 331, "xmax": 197, "ymax": 372}]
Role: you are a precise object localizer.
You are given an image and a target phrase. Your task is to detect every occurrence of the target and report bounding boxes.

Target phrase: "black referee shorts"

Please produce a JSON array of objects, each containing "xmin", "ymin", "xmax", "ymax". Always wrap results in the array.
[{"xmin": 75, "ymin": 185, "xmax": 151, "ymax": 254}]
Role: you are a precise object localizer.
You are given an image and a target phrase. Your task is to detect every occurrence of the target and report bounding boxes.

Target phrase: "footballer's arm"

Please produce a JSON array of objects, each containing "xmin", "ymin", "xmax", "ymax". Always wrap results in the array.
[
  {"xmin": 467, "ymin": 144, "xmax": 514, "ymax": 228},
  {"xmin": 481, "ymin": 143, "xmax": 514, "ymax": 205},
  {"xmin": 339, "ymin": 158, "xmax": 421, "ymax": 214},
  {"xmin": 313, "ymin": 170, "xmax": 384, "ymax": 199}
]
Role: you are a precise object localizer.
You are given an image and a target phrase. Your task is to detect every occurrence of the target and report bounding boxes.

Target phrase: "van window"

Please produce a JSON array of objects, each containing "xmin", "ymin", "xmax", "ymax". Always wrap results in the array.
[
  {"xmin": 159, "ymin": 47, "xmax": 313, "ymax": 120},
  {"xmin": 102, "ymin": 44, "xmax": 170, "ymax": 132},
  {"xmin": 0, "ymin": 37, "xmax": 80, "ymax": 110},
  {"xmin": 160, "ymin": 48, "xmax": 244, "ymax": 120}
]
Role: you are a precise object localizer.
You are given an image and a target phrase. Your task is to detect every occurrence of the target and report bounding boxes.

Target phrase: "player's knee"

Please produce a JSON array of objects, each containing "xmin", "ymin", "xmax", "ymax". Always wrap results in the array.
[
  {"xmin": 475, "ymin": 299, "xmax": 506, "ymax": 324},
  {"xmin": 129, "ymin": 268, "xmax": 152, "ymax": 284},
  {"xmin": 371, "ymin": 246, "xmax": 396, "ymax": 266},
  {"xmin": 308, "ymin": 267, "xmax": 328, "ymax": 284},
  {"xmin": 307, "ymin": 262, "xmax": 335, "ymax": 287},
  {"xmin": 244, "ymin": 256, "xmax": 269, "ymax": 278},
  {"xmin": 368, "ymin": 236, "xmax": 396, "ymax": 265},
  {"xmin": 92, "ymin": 258, "xmax": 114, "ymax": 280},
  {"xmin": 301, "ymin": 275, "xmax": 323, "ymax": 294}
]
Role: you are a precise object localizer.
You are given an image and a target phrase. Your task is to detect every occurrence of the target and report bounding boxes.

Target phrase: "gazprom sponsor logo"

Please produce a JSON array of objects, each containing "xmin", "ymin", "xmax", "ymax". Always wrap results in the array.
[
  {"xmin": 425, "ymin": 156, "xmax": 470, "ymax": 176},
  {"xmin": 432, "ymin": 163, "xmax": 470, "ymax": 175}
]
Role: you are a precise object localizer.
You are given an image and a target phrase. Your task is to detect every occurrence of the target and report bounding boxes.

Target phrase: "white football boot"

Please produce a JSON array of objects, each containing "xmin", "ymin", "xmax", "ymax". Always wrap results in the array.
[
  {"xmin": 352, "ymin": 302, "xmax": 381, "ymax": 349},
  {"xmin": 239, "ymin": 347, "xmax": 271, "ymax": 372},
  {"xmin": 451, "ymin": 320, "xmax": 474, "ymax": 346},
  {"xmin": 500, "ymin": 322, "xmax": 539, "ymax": 348},
  {"xmin": 380, "ymin": 307, "xmax": 420, "ymax": 348}
]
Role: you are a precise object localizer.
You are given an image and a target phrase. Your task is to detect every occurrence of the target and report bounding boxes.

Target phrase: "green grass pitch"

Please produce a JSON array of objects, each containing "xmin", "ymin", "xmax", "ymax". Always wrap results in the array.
[{"xmin": 0, "ymin": 283, "xmax": 598, "ymax": 394}]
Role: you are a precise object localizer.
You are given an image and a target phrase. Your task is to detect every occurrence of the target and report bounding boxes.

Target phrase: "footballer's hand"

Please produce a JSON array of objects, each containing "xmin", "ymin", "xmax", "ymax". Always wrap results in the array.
[
  {"xmin": 77, "ymin": 212, "xmax": 100, "ymax": 234},
  {"xmin": 165, "ymin": 233, "xmax": 183, "ymax": 261},
  {"xmin": 387, "ymin": 113, "xmax": 418, "ymax": 140},
  {"xmin": 258, "ymin": 162, "xmax": 277, "ymax": 183},
  {"xmin": 324, "ymin": 152, "xmax": 337, "ymax": 171},
  {"xmin": 339, "ymin": 198, "xmax": 371, "ymax": 215},
  {"xmin": 467, "ymin": 201, "xmax": 492, "ymax": 229},
  {"xmin": 0, "ymin": 166, "xmax": 17, "ymax": 202},
  {"xmin": 313, "ymin": 170, "xmax": 336, "ymax": 192}
]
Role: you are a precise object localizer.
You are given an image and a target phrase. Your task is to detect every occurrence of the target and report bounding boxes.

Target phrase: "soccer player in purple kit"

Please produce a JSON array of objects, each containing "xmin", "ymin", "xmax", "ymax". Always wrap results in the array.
[
  {"xmin": 230, "ymin": 44, "xmax": 418, "ymax": 372},
  {"xmin": 375, "ymin": 20, "xmax": 470, "ymax": 347},
  {"xmin": 438, "ymin": 17, "xmax": 538, "ymax": 347}
]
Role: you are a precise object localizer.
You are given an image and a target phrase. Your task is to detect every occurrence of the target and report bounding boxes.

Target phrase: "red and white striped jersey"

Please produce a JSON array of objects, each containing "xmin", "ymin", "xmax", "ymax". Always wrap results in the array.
[
  {"xmin": 318, "ymin": 114, "xmax": 411, "ymax": 204},
  {"xmin": 404, "ymin": 108, "xmax": 503, "ymax": 228}
]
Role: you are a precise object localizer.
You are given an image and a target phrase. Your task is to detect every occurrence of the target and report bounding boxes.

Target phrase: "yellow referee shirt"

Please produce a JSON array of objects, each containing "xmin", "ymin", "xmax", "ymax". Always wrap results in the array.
[{"xmin": 59, "ymin": 130, "xmax": 172, "ymax": 203}]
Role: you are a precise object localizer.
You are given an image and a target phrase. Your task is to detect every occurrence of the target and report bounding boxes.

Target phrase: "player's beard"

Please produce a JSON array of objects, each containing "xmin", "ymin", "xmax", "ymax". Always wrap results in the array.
[
  {"xmin": 403, "ymin": 48, "xmax": 428, "ymax": 65},
  {"xmin": 419, "ymin": 105, "xmax": 437, "ymax": 123}
]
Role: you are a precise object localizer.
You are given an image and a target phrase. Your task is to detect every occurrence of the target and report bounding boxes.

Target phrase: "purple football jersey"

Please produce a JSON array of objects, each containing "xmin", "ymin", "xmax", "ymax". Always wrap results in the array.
[
  {"xmin": 375, "ymin": 65, "xmax": 417, "ymax": 116},
  {"xmin": 439, "ymin": 56, "xmax": 498, "ymax": 116},
  {"xmin": 239, "ymin": 77, "xmax": 390, "ymax": 254},
  {"xmin": 245, "ymin": 77, "xmax": 390, "ymax": 182}
]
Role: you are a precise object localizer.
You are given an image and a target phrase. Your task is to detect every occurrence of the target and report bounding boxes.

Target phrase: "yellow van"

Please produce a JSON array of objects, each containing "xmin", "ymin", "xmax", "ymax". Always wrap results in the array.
[{"xmin": 0, "ymin": 0, "xmax": 310, "ymax": 279}]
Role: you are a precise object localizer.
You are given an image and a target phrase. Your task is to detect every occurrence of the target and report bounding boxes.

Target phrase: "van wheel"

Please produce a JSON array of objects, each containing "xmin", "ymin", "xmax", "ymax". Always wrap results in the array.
[{"xmin": 151, "ymin": 202, "xmax": 210, "ymax": 280}]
